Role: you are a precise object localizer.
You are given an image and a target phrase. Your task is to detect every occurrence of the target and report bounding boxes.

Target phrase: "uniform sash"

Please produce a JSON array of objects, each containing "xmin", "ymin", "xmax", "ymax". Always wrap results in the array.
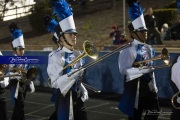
[
  {"xmin": 10, "ymin": 64, "xmax": 29, "ymax": 105},
  {"xmin": 57, "ymin": 52, "xmax": 74, "ymax": 120}
]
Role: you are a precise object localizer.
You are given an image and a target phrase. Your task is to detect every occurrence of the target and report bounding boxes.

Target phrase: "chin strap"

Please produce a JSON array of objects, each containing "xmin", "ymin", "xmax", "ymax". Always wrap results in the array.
[
  {"xmin": 135, "ymin": 32, "xmax": 144, "ymax": 43},
  {"xmin": 62, "ymin": 34, "xmax": 73, "ymax": 47}
]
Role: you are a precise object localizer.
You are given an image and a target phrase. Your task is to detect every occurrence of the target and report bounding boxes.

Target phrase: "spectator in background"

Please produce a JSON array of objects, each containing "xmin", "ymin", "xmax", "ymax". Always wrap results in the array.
[
  {"xmin": 78, "ymin": 0, "xmax": 87, "ymax": 8},
  {"xmin": 161, "ymin": 23, "xmax": 170, "ymax": 40},
  {"xmin": 144, "ymin": 7, "xmax": 163, "ymax": 45},
  {"xmin": 109, "ymin": 25, "xmax": 127, "ymax": 45},
  {"xmin": 169, "ymin": 15, "xmax": 180, "ymax": 40}
]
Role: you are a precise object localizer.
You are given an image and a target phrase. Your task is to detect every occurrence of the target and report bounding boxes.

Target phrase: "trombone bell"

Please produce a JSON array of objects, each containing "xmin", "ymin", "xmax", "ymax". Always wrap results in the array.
[
  {"xmin": 63, "ymin": 40, "xmax": 98, "ymax": 70},
  {"xmin": 172, "ymin": 91, "xmax": 180, "ymax": 109},
  {"xmin": 133, "ymin": 47, "xmax": 170, "ymax": 68},
  {"xmin": 164, "ymin": 60, "xmax": 170, "ymax": 65},
  {"xmin": 83, "ymin": 40, "xmax": 98, "ymax": 59},
  {"xmin": 161, "ymin": 47, "xmax": 170, "ymax": 65}
]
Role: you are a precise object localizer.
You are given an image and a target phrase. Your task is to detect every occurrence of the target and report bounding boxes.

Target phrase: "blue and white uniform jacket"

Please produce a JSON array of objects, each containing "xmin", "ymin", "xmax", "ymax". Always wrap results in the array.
[
  {"xmin": 47, "ymin": 47, "xmax": 88, "ymax": 120},
  {"xmin": 172, "ymin": 55, "xmax": 180, "ymax": 91},
  {"xmin": 118, "ymin": 39, "xmax": 158, "ymax": 117},
  {"xmin": 47, "ymin": 46, "xmax": 86, "ymax": 96}
]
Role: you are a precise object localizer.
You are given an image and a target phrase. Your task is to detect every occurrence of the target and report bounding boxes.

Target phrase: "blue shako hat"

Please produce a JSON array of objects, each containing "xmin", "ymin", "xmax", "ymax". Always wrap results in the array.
[
  {"xmin": 9, "ymin": 22, "xmax": 25, "ymax": 49},
  {"xmin": 50, "ymin": 0, "xmax": 77, "ymax": 34},
  {"xmin": 126, "ymin": 0, "xmax": 147, "ymax": 32},
  {"xmin": 43, "ymin": 15, "xmax": 62, "ymax": 43}
]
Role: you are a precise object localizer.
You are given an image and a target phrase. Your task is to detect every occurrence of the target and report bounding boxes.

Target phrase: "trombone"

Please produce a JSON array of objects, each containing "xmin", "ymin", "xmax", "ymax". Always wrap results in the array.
[
  {"xmin": 48, "ymin": 40, "xmax": 132, "ymax": 87},
  {"xmin": 48, "ymin": 40, "xmax": 98, "ymax": 87},
  {"xmin": 133, "ymin": 47, "xmax": 171, "ymax": 69},
  {"xmin": 63, "ymin": 40, "xmax": 98, "ymax": 70},
  {"xmin": 171, "ymin": 91, "xmax": 180, "ymax": 109},
  {"xmin": 67, "ymin": 41, "xmax": 132, "ymax": 77}
]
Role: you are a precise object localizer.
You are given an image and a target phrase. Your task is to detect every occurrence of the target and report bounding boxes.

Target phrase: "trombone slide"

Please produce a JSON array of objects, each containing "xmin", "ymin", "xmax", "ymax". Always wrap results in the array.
[
  {"xmin": 83, "ymin": 83, "xmax": 101, "ymax": 93},
  {"xmin": 67, "ymin": 42, "xmax": 132, "ymax": 77}
]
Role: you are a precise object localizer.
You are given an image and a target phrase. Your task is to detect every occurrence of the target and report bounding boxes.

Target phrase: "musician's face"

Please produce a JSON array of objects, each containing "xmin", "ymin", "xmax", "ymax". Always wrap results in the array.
[
  {"xmin": 133, "ymin": 31, "xmax": 147, "ymax": 43},
  {"xmin": 64, "ymin": 33, "xmax": 77, "ymax": 46},
  {"xmin": 15, "ymin": 48, "xmax": 25, "ymax": 56},
  {"xmin": 60, "ymin": 33, "xmax": 77, "ymax": 50},
  {"xmin": 147, "ymin": 7, "xmax": 153, "ymax": 15}
]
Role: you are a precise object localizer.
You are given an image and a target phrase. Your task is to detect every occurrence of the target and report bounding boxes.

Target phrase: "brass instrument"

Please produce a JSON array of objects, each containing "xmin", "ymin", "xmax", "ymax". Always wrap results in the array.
[
  {"xmin": 26, "ymin": 67, "xmax": 38, "ymax": 81},
  {"xmin": 10, "ymin": 67, "xmax": 28, "ymax": 74},
  {"xmin": 133, "ymin": 47, "xmax": 170, "ymax": 69},
  {"xmin": 48, "ymin": 40, "xmax": 132, "ymax": 87},
  {"xmin": 83, "ymin": 83, "xmax": 101, "ymax": 93},
  {"xmin": 48, "ymin": 77, "xmax": 101, "ymax": 93},
  {"xmin": 67, "ymin": 41, "xmax": 132, "ymax": 77},
  {"xmin": 63, "ymin": 40, "xmax": 98, "ymax": 70},
  {"xmin": 0, "ymin": 64, "xmax": 8, "ymax": 75},
  {"xmin": 48, "ymin": 40, "xmax": 98, "ymax": 87},
  {"xmin": 1, "ymin": 67, "xmax": 38, "ymax": 83},
  {"xmin": 171, "ymin": 91, "xmax": 180, "ymax": 109}
]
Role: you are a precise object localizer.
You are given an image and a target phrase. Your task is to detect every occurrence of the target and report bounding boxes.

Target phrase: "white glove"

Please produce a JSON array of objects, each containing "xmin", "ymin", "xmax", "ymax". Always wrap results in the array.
[
  {"xmin": 68, "ymin": 68, "xmax": 84, "ymax": 80},
  {"xmin": 81, "ymin": 91, "xmax": 89, "ymax": 102},
  {"xmin": 56, "ymin": 69, "xmax": 84, "ymax": 97},
  {"xmin": 29, "ymin": 81, "xmax": 35, "ymax": 93},
  {"xmin": 140, "ymin": 66, "xmax": 154, "ymax": 74},
  {"xmin": 80, "ymin": 83, "xmax": 89, "ymax": 102},
  {"xmin": 9, "ymin": 72, "xmax": 21, "ymax": 80},
  {"xmin": 125, "ymin": 67, "xmax": 154, "ymax": 82},
  {"xmin": 9, "ymin": 71, "xmax": 19, "ymax": 75},
  {"xmin": 0, "ymin": 77, "xmax": 9, "ymax": 88}
]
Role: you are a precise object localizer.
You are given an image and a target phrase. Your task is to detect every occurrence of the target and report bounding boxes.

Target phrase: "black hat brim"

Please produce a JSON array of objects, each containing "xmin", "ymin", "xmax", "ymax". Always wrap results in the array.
[{"xmin": 64, "ymin": 29, "xmax": 77, "ymax": 34}]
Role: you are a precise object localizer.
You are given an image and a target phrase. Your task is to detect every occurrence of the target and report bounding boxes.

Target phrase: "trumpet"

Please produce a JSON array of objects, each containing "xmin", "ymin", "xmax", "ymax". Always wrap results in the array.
[
  {"xmin": 133, "ymin": 47, "xmax": 170, "ymax": 69},
  {"xmin": 63, "ymin": 40, "xmax": 98, "ymax": 70},
  {"xmin": 171, "ymin": 91, "xmax": 180, "ymax": 109}
]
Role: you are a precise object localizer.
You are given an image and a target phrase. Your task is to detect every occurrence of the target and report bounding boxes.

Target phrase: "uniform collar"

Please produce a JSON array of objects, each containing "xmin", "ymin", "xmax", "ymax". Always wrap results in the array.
[
  {"xmin": 132, "ymin": 39, "xmax": 145, "ymax": 45},
  {"xmin": 62, "ymin": 46, "xmax": 73, "ymax": 53},
  {"xmin": 0, "ymin": 51, "xmax": 2, "ymax": 56}
]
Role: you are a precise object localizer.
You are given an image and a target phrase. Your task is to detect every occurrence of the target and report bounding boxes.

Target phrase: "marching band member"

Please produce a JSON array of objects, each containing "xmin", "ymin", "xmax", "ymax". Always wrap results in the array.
[
  {"xmin": 171, "ymin": 54, "xmax": 180, "ymax": 120},
  {"xmin": 171, "ymin": 1, "xmax": 180, "ymax": 119},
  {"xmin": 118, "ymin": 0, "xmax": 160, "ymax": 120},
  {"xmin": 8, "ymin": 22, "xmax": 35, "ymax": 120},
  {"xmin": 47, "ymin": 0, "xmax": 88, "ymax": 119},
  {"xmin": 0, "ymin": 52, "xmax": 9, "ymax": 120}
]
